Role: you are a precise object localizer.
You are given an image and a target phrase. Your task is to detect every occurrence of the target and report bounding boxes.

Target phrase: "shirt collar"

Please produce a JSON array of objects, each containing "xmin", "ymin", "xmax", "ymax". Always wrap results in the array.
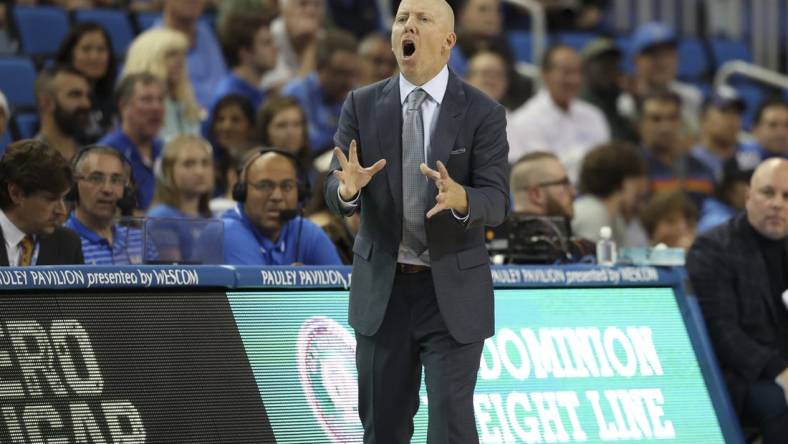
[
  {"xmin": 399, "ymin": 65, "xmax": 449, "ymax": 106},
  {"xmin": 236, "ymin": 204, "xmax": 293, "ymax": 253},
  {"xmin": 66, "ymin": 213, "xmax": 115, "ymax": 245},
  {"xmin": 0, "ymin": 208, "xmax": 27, "ymax": 249},
  {"xmin": 537, "ymin": 89, "xmax": 578, "ymax": 115}
]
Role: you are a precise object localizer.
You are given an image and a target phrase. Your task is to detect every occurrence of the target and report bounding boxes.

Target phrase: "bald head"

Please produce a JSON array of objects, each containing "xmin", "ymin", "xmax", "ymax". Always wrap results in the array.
[
  {"xmin": 392, "ymin": 0, "xmax": 456, "ymax": 85},
  {"xmin": 746, "ymin": 158, "xmax": 788, "ymax": 240}
]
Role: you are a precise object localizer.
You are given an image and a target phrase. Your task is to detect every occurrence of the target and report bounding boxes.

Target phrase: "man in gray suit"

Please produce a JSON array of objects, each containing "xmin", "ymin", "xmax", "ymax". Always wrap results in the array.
[{"xmin": 324, "ymin": 0, "xmax": 509, "ymax": 442}]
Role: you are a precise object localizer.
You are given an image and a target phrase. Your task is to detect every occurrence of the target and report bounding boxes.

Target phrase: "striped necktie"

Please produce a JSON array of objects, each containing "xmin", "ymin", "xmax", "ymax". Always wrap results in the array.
[{"xmin": 18, "ymin": 235, "xmax": 34, "ymax": 267}]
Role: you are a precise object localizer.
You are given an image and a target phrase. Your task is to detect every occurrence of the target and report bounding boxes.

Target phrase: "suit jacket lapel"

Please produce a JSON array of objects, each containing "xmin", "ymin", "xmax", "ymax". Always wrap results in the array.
[
  {"xmin": 377, "ymin": 77, "xmax": 404, "ymax": 216},
  {"xmin": 428, "ymin": 71, "xmax": 467, "ymax": 168},
  {"xmin": 426, "ymin": 71, "xmax": 467, "ymax": 199}
]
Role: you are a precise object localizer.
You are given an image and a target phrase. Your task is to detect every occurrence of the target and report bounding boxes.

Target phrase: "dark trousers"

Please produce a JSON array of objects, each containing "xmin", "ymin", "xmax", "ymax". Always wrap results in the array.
[
  {"xmin": 355, "ymin": 270, "xmax": 484, "ymax": 444},
  {"xmin": 743, "ymin": 380, "xmax": 788, "ymax": 444}
]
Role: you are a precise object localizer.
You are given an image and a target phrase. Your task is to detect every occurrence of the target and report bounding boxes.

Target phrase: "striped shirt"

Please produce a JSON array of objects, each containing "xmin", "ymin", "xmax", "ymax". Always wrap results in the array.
[{"xmin": 64, "ymin": 214, "xmax": 144, "ymax": 265}]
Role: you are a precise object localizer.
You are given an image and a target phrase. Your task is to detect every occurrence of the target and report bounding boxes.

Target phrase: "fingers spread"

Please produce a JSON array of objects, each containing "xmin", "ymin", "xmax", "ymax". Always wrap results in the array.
[
  {"xmin": 368, "ymin": 159, "xmax": 387, "ymax": 175},
  {"xmin": 436, "ymin": 161, "xmax": 450, "ymax": 180},
  {"xmin": 420, "ymin": 163, "xmax": 440, "ymax": 181},
  {"xmin": 334, "ymin": 147, "xmax": 349, "ymax": 169}
]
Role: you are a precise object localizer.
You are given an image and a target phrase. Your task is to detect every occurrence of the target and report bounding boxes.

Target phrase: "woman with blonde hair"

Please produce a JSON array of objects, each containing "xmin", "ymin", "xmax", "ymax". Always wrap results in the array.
[
  {"xmin": 122, "ymin": 28, "xmax": 202, "ymax": 141},
  {"xmin": 148, "ymin": 134, "xmax": 215, "ymax": 219},
  {"xmin": 147, "ymin": 134, "xmax": 217, "ymax": 263}
]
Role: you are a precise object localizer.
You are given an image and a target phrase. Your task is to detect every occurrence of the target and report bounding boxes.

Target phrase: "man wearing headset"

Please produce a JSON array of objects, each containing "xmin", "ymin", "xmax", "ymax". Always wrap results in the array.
[
  {"xmin": 221, "ymin": 149, "xmax": 341, "ymax": 265},
  {"xmin": 63, "ymin": 146, "xmax": 145, "ymax": 265}
]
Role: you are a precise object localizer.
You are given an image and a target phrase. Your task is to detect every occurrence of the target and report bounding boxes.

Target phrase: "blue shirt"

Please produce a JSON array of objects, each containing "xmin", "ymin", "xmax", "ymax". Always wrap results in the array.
[
  {"xmin": 690, "ymin": 144, "xmax": 742, "ymax": 183},
  {"xmin": 282, "ymin": 73, "xmax": 343, "ymax": 154},
  {"xmin": 734, "ymin": 141, "xmax": 788, "ymax": 172},
  {"xmin": 155, "ymin": 20, "xmax": 227, "ymax": 108},
  {"xmin": 642, "ymin": 147, "xmax": 716, "ymax": 207},
  {"xmin": 146, "ymin": 204, "xmax": 223, "ymax": 264},
  {"xmin": 221, "ymin": 204, "xmax": 342, "ymax": 266},
  {"xmin": 209, "ymin": 72, "xmax": 266, "ymax": 113},
  {"xmin": 64, "ymin": 214, "xmax": 145, "ymax": 265},
  {"xmin": 98, "ymin": 129, "xmax": 163, "ymax": 211},
  {"xmin": 698, "ymin": 198, "xmax": 737, "ymax": 234}
]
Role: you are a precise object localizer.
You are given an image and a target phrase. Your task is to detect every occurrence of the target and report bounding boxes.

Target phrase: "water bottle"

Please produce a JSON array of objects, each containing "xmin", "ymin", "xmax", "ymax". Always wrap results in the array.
[{"xmin": 596, "ymin": 226, "xmax": 617, "ymax": 266}]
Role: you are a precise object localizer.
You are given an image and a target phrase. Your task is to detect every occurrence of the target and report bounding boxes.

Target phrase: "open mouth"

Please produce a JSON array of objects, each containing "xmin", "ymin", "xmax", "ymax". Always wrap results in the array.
[{"xmin": 403, "ymin": 40, "xmax": 416, "ymax": 58}]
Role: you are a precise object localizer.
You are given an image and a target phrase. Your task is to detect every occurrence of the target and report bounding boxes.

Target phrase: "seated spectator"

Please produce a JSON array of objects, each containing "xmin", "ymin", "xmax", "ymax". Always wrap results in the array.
[
  {"xmin": 148, "ymin": 135, "xmax": 217, "ymax": 262},
  {"xmin": 262, "ymin": 0, "xmax": 326, "ymax": 90},
  {"xmin": 465, "ymin": 50, "xmax": 508, "ymax": 106},
  {"xmin": 213, "ymin": 9, "xmax": 278, "ymax": 113},
  {"xmin": 357, "ymin": 32, "xmax": 398, "ymax": 87},
  {"xmin": 258, "ymin": 96, "xmax": 313, "ymax": 182},
  {"xmin": 55, "ymin": 23, "xmax": 118, "ymax": 142},
  {"xmin": 504, "ymin": 151, "xmax": 594, "ymax": 263},
  {"xmin": 64, "ymin": 146, "xmax": 145, "ymax": 265},
  {"xmin": 123, "ymin": 28, "xmax": 202, "ymax": 142},
  {"xmin": 640, "ymin": 190, "xmax": 698, "ymax": 249},
  {"xmin": 149, "ymin": 134, "xmax": 215, "ymax": 219},
  {"xmin": 508, "ymin": 45, "xmax": 610, "ymax": 181},
  {"xmin": 639, "ymin": 91, "xmax": 715, "ymax": 206},
  {"xmin": 538, "ymin": 0, "xmax": 611, "ymax": 32},
  {"xmin": 0, "ymin": 139, "xmax": 83, "ymax": 266},
  {"xmin": 580, "ymin": 38, "xmax": 639, "ymax": 144},
  {"xmin": 99, "ymin": 73, "xmax": 166, "ymax": 212},
  {"xmin": 283, "ymin": 29, "xmax": 358, "ymax": 154},
  {"xmin": 619, "ymin": 22, "xmax": 704, "ymax": 138},
  {"xmin": 159, "ymin": 0, "xmax": 228, "ymax": 108},
  {"xmin": 733, "ymin": 100, "xmax": 788, "ymax": 172},
  {"xmin": 453, "ymin": 0, "xmax": 531, "ymax": 109},
  {"xmin": 510, "ymin": 151, "xmax": 576, "ymax": 218},
  {"xmin": 691, "ymin": 89, "xmax": 746, "ymax": 182},
  {"xmin": 222, "ymin": 149, "xmax": 341, "ymax": 265},
  {"xmin": 34, "ymin": 65, "xmax": 93, "ymax": 162},
  {"xmin": 209, "ymin": 94, "xmax": 257, "ymax": 196},
  {"xmin": 698, "ymin": 162, "xmax": 751, "ymax": 233},
  {"xmin": 687, "ymin": 158, "xmax": 788, "ymax": 443},
  {"xmin": 572, "ymin": 142, "xmax": 647, "ymax": 245}
]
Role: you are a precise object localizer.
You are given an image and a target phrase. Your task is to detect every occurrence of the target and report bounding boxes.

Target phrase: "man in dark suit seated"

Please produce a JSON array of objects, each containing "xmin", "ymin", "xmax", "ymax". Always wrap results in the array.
[
  {"xmin": 0, "ymin": 139, "xmax": 83, "ymax": 266},
  {"xmin": 687, "ymin": 158, "xmax": 788, "ymax": 443},
  {"xmin": 325, "ymin": 0, "xmax": 509, "ymax": 442}
]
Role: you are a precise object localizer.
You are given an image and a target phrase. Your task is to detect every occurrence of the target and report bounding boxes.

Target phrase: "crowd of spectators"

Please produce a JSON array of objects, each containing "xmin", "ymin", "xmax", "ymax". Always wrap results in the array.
[
  {"xmin": 0, "ymin": 0, "xmax": 785, "ymax": 268},
  {"xmin": 0, "ymin": 1, "xmax": 787, "ymax": 439}
]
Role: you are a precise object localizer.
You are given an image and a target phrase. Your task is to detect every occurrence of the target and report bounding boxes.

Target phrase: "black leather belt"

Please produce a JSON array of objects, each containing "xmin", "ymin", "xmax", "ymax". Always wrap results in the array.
[{"xmin": 397, "ymin": 263, "xmax": 430, "ymax": 274}]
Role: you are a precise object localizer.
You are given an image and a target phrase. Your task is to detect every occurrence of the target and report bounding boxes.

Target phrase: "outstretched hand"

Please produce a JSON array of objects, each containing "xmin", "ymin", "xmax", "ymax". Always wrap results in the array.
[
  {"xmin": 333, "ymin": 140, "xmax": 386, "ymax": 201},
  {"xmin": 420, "ymin": 161, "xmax": 468, "ymax": 218}
]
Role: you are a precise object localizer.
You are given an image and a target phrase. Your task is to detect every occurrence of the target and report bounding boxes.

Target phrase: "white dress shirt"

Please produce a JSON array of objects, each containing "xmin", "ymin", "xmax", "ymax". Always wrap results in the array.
[
  {"xmin": 339, "ymin": 66, "xmax": 468, "ymax": 266},
  {"xmin": 507, "ymin": 90, "xmax": 610, "ymax": 182},
  {"xmin": 0, "ymin": 209, "xmax": 34, "ymax": 266}
]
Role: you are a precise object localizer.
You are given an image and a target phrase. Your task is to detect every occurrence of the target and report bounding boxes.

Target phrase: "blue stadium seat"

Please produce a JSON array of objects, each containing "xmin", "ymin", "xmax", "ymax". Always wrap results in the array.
[
  {"xmin": 74, "ymin": 9, "xmax": 136, "ymax": 57},
  {"xmin": 0, "ymin": 57, "xmax": 37, "ymax": 111},
  {"xmin": 13, "ymin": 113, "xmax": 39, "ymax": 139},
  {"xmin": 507, "ymin": 31, "xmax": 534, "ymax": 63},
  {"xmin": 134, "ymin": 12, "xmax": 161, "ymax": 32},
  {"xmin": 711, "ymin": 38, "xmax": 753, "ymax": 66},
  {"xmin": 677, "ymin": 38, "xmax": 709, "ymax": 81},
  {"xmin": 12, "ymin": 6, "xmax": 70, "ymax": 61},
  {"xmin": 554, "ymin": 32, "xmax": 597, "ymax": 53},
  {"xmin": 0, "ymin": 128, "xmax": 11, "ymax": 154}
]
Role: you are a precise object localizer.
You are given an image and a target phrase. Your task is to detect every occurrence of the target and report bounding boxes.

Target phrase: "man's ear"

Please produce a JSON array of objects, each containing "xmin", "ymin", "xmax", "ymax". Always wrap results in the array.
[
  {"xmin": 444, "ymin": 32, "xmax": 456, "ymax": 53},
  {"xmin": 528, "ymin": 186, "xmax": 543, "ymax": 206},
  {"xmin": 7, "ymin": 183, "xmax": 24, "ymax": 206},
  {"xmin": 37, "ymin": 92, "xmax": 54, "ymax": 113}
]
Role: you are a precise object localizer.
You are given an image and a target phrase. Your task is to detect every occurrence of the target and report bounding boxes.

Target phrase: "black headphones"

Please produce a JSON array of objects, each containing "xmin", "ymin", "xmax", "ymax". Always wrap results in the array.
[
  {"xmin": 232, "ymin": 147, "xmax": 311, "ymax": 205},
  {"xmin": 66, "ymin": 145, "xmax": 137, "ymax": 214}
]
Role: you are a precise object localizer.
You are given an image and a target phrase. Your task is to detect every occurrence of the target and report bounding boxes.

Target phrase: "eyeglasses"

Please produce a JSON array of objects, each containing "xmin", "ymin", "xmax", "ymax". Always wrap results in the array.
[
  {"xmin": 248, "ymin": 180, "xmax": 297, "ymax": 194},
  {"xmin": 535, "ymin": 177, "xmax": 572, "ymax": 188},
  {"xmin": 77, "ymin": 173, "xmax": 127, "ymax": 187}
]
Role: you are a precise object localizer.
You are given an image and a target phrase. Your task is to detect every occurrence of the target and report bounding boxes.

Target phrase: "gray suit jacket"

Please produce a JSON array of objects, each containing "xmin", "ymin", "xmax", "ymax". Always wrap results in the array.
[{"xmin": 325, "ymin": 71, "xmax": 509, "ymax": 344}]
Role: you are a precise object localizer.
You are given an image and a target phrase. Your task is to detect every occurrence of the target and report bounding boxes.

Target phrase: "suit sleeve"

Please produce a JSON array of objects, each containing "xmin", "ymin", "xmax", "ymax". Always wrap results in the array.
[
  {"xmin": 686, "ymin": 235, "xmax": 788, "ymax": 382},
  {"xmin": 464, "ymin": 103, "xmax": 510, "ymax": 229},
  {"xmin": 62, "ymin": 227, "xmax": 84, "ymax": 265},
  {"xmin": 325, "ymin": 91, "xmax": 360, "ymax": 218}
]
